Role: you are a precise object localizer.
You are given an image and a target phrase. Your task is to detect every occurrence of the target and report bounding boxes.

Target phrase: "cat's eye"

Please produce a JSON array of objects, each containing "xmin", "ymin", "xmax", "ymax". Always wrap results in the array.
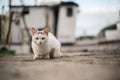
[
  {"xmin": 36, "ymin": 37, "xmax": 39, "ymax": 40},
  {"xmin": 42, "ymin": 37, "xmax": 45, "ymax": 40}
]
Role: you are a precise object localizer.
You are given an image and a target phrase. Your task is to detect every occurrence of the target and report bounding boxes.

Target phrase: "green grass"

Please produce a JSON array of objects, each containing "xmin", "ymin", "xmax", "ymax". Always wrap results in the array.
[{"xmin": 0, "ymin": 49, "xmax": 15, "ymax": 55}]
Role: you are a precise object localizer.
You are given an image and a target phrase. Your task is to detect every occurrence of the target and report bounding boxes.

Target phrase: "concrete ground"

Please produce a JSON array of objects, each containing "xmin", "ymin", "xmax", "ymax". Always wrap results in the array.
[{"xmin": 0, "ymin": 52, "xmax": 120, "ymax": 80}]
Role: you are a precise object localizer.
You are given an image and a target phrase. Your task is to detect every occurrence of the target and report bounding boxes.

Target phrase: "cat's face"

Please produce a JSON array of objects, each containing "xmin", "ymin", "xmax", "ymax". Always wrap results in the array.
[{"xmin": 32, "ymin": 27, "xmax": 49, "ymax": 45}]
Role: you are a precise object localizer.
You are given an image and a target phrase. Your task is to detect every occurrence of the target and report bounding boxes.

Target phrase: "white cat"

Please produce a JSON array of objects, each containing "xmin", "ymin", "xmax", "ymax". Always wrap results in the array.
[{"xmin": 31, "ymin": 27, "xmax": 62, "ymax": 60}]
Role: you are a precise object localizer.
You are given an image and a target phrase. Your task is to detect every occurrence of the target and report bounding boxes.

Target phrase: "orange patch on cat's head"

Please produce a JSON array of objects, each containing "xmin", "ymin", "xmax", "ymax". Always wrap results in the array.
[
  {"xmin": 32, "ymin": 27, "xmax": 37, "ymax": 35},
  {"xmin": 43, "ymin": 27, "xmax": 49, "ymax": 35}
]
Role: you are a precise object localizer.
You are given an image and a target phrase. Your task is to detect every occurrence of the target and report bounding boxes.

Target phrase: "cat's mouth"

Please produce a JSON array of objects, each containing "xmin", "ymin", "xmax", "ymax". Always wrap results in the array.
[{"xmin": 34, "ymin": 41, "xmax": 42, "ymax": 45}]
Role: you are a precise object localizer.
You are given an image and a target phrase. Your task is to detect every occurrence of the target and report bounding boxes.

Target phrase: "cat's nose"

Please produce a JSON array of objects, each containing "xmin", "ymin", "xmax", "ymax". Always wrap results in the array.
[{"xmin": 39, "ymin": 42, "xmax": 42, "ymax": 45}]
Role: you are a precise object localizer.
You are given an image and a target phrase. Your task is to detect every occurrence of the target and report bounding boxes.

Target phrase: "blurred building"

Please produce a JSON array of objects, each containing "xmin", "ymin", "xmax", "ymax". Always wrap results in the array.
[
  {"xmin": 75, "ymin": 11, "xmax": 120, "ymax": 53},
  {"xmin": 98, "ymin": 11, "xmax": 120, "ymax": 41},
  {"xmin": 7, "ymin": 1, "xmax": 79, "ymax": 54}
]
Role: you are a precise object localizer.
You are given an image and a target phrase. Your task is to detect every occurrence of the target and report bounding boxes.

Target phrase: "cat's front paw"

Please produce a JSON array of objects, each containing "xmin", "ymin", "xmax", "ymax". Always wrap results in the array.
[{"xmin": 33, "ymin": 55, "xmax": 39, "ymax": 60}]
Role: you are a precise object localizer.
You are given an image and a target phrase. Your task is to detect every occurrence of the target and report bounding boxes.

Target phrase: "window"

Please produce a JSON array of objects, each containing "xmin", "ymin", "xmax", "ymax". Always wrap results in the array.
[{"xmin": 67, "ymin": 7, "xmax": 73, "ymax": 17}]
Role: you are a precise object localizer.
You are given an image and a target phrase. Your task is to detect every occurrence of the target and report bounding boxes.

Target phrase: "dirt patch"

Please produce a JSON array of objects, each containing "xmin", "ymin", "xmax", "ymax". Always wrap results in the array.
[
  {"xmin": 0, "ymin": 53, "xmax": 120, "ymax": 64},
  {"xmin": 0, "ymin": 53, "xmax": 120, "ymax": 80}
]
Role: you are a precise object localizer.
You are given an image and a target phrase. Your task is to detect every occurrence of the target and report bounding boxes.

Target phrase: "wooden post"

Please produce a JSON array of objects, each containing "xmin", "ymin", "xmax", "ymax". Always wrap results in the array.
[{"xmin": 6, "ymin": 0, "xmax": 12, "ymax": 44}]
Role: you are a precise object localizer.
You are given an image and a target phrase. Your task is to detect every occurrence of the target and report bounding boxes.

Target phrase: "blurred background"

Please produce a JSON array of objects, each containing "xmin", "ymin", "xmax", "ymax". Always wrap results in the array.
[
  {"xmin": 0, "ymin": 0, "xmax": 120, "ymax": 54},
  {"xmin": 0, "ymin": 1, "xmax": 120, "ymax": 80}
]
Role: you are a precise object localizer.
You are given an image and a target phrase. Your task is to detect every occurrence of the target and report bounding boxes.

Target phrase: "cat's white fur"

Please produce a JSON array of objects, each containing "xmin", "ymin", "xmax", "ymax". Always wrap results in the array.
[{"xmin": 31, "ymin": 27, "xmax": 62, "ymax": 60}]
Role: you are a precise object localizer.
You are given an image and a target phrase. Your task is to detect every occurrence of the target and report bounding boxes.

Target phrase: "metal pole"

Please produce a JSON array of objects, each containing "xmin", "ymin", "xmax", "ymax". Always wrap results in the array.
[{"xmin": 22, "ymin": 15, "xmax": 32, "ymax": 52}]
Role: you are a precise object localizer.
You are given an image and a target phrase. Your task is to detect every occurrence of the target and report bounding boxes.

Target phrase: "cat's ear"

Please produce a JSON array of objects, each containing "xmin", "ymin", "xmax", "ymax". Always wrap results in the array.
[
  {"xmin": 32, "ymin": 27, "xmax": 37, "ymax": 35},
  {"xmin": 43, "ymin": 27, "xmax": 49, "ymax": 35}
]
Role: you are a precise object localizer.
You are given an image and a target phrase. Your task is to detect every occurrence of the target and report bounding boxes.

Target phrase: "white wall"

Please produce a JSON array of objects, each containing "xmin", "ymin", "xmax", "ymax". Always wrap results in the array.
[
  {"xmin": 10, "ymin": 44, "xmax": 30, "ymax": 54},
  {"xmin": 11, "ymin": 7, "xmax": 54, "ymax": 29},
  {"xmin": 57, "ymin": 6, "xmax": 78, "ymax": 43},
  {"xmin": 117, "ymin": 23, "xmax": 120, "ymax": 30},
  {"xmin": 10, "ymin": 7, "xmax": 54, "ymax": 43},
  {"xmin": 105, "ymin": 30, "xmax": 120, "ymax": 40}
]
